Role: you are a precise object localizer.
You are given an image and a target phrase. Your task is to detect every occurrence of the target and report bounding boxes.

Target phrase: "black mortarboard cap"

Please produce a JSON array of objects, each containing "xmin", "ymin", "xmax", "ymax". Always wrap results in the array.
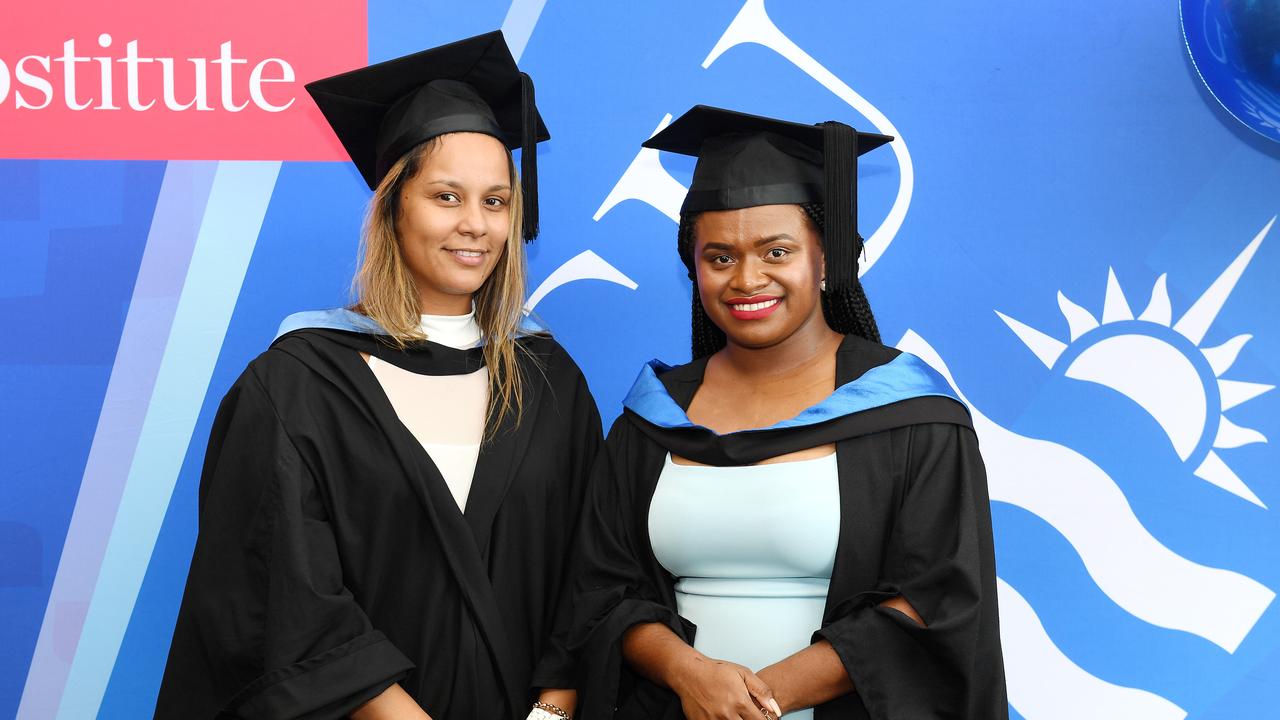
[
  {"xmin": 305, "ymin": 31, "xmax": 549, "ymax": 240},
  {"xmin": 644, "ymin": 105, "xmax": 891, "ymax": 292}
]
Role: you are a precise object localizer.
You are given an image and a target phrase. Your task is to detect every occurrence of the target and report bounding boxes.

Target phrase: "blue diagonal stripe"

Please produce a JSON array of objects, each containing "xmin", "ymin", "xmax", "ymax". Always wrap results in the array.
[
  {"xmin": 17, "ymin": 160, "xmax": 217, "ymax": 720},
  {"xmin": 56, "ymin": 160, "xmax": 281, "ymax": 720}
]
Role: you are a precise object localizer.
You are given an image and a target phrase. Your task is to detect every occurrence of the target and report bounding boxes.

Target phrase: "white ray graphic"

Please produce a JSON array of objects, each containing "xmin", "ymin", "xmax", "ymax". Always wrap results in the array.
[
  {"xmin": 1193, "ymin": 451, "xmax": 1264, "ymax": 506},
  {"xmin": 704, "ymin": 0, "xmax": 912, "ymax": 276},
  {"xmin": 1174, "ymin": 217, "xmax": 1273, "ymax": 344},
  {"xmin": 1057, "ymin": 291, "xmax": 1100, "ymax": 340},
  {"xmin": 1215, "ymin": 416, "xmax": 1267, "ymax": 449},
  {"xmin": 525, "ymin": 250, "xmax": 638, "ymax": 312},
  {"xmin": 1102, "ymin": 268, "xmax": 1134, "ymax": 323},
  {"xmin": 1219, "ymin": 379, "xmax": 1274, "ymax": 412},
  {"xmin": 1202, "ymin": 334, "xmax": 1252, "ymax": 376},
  {"xmin": 1138, "ymin": 274, "xmax": 1173, "ymax": 325},
  {"xmin": 898, "ymin": 330, "xmax": 1275, "ymax": 653},
  {"xmin": 594, "ymin": 114, "xmax": 687, "ymax": 223},
  {"xmin": 998, "ymin": 578, "xmax": 1187, "ymax": 720},
  {"xmin": 995, "ymin": 311, "xmax": 1066, "ymax": 368},
  {"xmin": 997, "ymin": 219, "xmax": 1275, "ymax": 507}
]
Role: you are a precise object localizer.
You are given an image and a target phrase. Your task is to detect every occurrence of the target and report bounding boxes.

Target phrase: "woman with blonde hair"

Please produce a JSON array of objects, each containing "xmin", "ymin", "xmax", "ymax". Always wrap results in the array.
[{"xmin": 155, "ymin": 32, "xmax": 601, "ymax": 720}]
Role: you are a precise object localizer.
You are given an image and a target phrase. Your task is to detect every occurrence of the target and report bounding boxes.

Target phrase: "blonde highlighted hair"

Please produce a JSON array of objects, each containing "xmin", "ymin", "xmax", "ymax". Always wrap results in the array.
[{"xmin": 352, "ymin": 137, "xmax": 533, "ymax": 433}]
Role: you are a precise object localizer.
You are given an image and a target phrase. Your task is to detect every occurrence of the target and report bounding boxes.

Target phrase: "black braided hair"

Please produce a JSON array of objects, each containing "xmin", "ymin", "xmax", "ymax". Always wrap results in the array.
[
  {"xmin": 801, "ymin": 203, "xmax": 881, "ymax": 345},
  {"xmin": 677, "ymin": 213, "xmax": 728, "ymax": 359},
  {"xmin": 677, "ymin": 203, "xmax": 880, "ymax": 359}
]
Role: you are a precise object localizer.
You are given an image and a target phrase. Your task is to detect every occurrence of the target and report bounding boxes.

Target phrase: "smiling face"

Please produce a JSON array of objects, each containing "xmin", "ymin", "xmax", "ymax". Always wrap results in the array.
[
  {"xmin": 693, "ymin": 203, "xmax": 829, "ymax": 350},
  {"xmin": 396, "ymin": 131, "xmax": 513, "ymax": 315}
]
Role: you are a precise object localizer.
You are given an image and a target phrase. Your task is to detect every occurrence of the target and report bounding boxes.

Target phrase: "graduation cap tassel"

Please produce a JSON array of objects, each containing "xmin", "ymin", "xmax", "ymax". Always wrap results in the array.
[
  {"xmin": 820, "ymin": 121, "xmax": 857, "ymax": 294},
  {"xmin": 520, "ymin": 72, "xmax": 539, "ymax": 242}
]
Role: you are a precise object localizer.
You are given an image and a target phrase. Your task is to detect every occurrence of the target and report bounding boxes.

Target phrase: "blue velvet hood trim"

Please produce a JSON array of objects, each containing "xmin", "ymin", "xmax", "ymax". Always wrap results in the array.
[
  {"xmin": 274, "ymin": 308, "xmax": 549, "ymax": 341},
  {"xmin": 623, "ymin": 351, "xmax": 963, "ymax": 434}
]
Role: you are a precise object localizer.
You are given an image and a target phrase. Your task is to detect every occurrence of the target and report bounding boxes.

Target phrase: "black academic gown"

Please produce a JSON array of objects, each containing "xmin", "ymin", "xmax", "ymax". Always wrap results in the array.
[
  {"xmin": 537, "ymin": 335, "xmax": 1007, "ymax": 720},
  {"xmin": 155, "ymin": 324, "xmax": 602, "ymax": 719}
]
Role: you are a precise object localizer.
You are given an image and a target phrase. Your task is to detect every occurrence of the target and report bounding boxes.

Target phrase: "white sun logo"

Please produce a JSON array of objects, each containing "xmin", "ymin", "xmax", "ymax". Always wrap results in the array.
[{"xmin": 997, "ymin": 218, "xmax": 1276, "ymax": 507}]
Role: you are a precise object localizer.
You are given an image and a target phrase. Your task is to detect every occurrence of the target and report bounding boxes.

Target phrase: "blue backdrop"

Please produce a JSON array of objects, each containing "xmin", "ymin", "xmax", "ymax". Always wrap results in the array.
[{"xmin": 3, "ymin": 1, "xmax": 1279, "ymax": 718}]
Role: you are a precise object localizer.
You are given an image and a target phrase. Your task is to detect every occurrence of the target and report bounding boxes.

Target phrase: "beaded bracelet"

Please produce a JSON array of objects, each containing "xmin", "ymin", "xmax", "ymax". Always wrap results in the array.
[{"xmin": 531, "ymin": 700, "xmax": 571, "ymax": 719}]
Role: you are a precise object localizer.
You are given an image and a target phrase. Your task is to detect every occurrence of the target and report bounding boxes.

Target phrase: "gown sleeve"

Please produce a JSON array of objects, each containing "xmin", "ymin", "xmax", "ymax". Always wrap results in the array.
[
  {"xmin": 530, "ymin": 357, "xmax": 605, "ymax": 691},
  {"xmin": 814, "ymin": 422, "xmax": 1007, "ymax": 719},
  {"xmin": 540, "ymin": 418, "xmax": 691, "ymax": 718},
  {"xmin": 154, "ymin": 366, "xmax": 414, "ymax": 720}
]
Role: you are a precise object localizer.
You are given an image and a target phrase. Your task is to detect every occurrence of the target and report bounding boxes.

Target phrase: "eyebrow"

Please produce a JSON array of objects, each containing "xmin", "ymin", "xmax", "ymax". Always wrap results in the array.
[
  {"xmin": 700, "ymin": 233, "xmax": 797, "ymax": 251},
  {"xmin": 423, "ymin": 178, "xmax": 512, "ymax": 193}
]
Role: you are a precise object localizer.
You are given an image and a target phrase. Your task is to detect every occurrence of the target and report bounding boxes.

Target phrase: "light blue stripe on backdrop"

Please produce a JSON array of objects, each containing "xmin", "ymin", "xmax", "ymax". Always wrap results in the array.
[
  {"xmin": 16, "ymin": 161, "xmax": 218, "ymax": 720},
  {"xmin": 501, "ymin": 0, "xmax": 548, "ymax": 59},
  {"xmin": 55, "ymin": 161, "xmax": 282, "ymax": 720}
]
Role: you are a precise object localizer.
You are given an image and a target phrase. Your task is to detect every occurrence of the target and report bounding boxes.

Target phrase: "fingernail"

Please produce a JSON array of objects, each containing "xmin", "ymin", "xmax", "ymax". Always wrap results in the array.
[{"xmin": 769, "ymin": 698, "xmax": 782, "ymax": 716}]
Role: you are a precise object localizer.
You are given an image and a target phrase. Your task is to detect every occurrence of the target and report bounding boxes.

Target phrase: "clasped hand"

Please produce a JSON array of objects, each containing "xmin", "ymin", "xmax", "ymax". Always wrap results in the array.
[{"xmin": 670, "ymin": 654, "xmax": 783, "ymax": 720}]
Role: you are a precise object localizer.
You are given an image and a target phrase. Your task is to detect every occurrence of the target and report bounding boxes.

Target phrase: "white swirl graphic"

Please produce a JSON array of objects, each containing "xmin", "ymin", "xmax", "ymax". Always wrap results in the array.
[
  {"xmin": 898, "ymin": 330, "xmax": 1275, "ymax": 654},
  {"xmin": 703, "ymin": 0, "xmax": 913, "ymax": 275},
  {"xmin": 525, "ymin": 250, "xmax": 638, "ymax": 312},
  {"xmin": 998, "ymin": 578, "xmax": 1187, "ymax": 720}
]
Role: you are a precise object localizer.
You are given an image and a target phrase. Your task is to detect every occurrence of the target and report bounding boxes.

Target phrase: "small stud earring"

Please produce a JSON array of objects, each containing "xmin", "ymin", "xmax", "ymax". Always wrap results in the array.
[{"xmin": 820, "ymin": 278, "xmax": 827, "ymax": 292}]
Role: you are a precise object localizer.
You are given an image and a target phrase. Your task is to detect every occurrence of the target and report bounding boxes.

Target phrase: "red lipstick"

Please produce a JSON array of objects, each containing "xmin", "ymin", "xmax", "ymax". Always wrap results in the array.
[{"xmin": 725, "ymin": 295, "xmax": 781, "ymax": 320}]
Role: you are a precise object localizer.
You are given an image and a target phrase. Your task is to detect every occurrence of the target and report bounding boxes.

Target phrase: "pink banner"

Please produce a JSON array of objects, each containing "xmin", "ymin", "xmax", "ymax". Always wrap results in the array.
[{"xmin": 0, "ymin": 1, "xmax": 365, "ymax": 160}]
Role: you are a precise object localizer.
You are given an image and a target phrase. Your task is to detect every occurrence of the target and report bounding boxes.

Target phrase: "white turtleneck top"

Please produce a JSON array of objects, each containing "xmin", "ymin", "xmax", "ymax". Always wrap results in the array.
[{"xmin": 366, "ymin": 308, "xmax": 486, "ymax": 511}]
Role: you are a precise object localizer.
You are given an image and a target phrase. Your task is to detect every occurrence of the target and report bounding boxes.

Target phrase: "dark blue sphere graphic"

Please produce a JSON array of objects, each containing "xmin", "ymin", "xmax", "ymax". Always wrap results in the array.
[{"xmin": 1182, "ymin": 0, "xmax": 1280, "ymax": 142}]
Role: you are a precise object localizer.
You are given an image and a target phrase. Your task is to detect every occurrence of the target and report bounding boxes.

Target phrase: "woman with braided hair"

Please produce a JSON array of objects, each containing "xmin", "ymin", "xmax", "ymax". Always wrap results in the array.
[
  {"xmin": 679, "ymin": 201, "xmax": 882, "ymax": 358},
  {"xmin": 535, "ymin": 106, "xmax": 1006, "ymax": 719}
]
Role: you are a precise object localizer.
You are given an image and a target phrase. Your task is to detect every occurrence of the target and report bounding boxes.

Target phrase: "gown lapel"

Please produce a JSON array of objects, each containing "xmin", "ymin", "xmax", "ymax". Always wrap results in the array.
[
  {"xmin": 463, "ymin": 359, "xmax": 543, "ymax": 558},
  {"xmin": 328, "ymin": 340, "xmax": 526, "ymax": 718}
]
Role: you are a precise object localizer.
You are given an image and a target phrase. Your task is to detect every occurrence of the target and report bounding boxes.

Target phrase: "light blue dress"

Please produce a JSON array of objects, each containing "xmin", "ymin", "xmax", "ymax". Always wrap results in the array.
[{"xmin": 648, "ymin": 452, "xmax": 841, "ymax": 719}]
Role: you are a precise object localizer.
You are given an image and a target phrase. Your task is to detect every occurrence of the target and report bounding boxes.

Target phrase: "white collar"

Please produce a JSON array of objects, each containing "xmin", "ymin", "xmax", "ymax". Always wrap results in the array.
[{"xmin": 420, "ymin": 306, "xmax": 482, "ymax": 349}]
